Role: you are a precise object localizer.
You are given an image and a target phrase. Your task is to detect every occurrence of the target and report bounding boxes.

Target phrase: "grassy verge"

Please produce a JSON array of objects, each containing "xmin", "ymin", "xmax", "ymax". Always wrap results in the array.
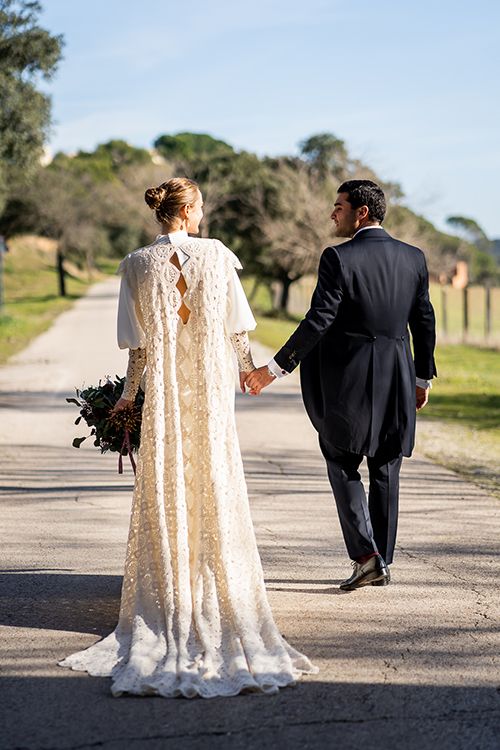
[
  {"xmin": 415, "ymin": 345, "xmax": 500, "ymax": 498},
  {"xmin": 244, "ymin": 279, "xmax": 500, "ymax": 498},
  {"xmin": 0, "ymin": 236, "xmax": 116, "ymax": 364}
]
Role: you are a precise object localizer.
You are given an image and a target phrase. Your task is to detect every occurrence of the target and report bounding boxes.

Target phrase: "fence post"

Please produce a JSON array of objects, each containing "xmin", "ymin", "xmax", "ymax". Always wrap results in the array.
[
  {"xmin": 0, "ymin": 235, "xmax": 7, "ymax": 313},
  {"xmin": 484, "ymin": 283, "xmax": 491, "ymax": 340},
  {"xmin": 441, "ymin": 285, "xmax": 448, "ymax": 338},
  {"xmin": 462, "ymin": 286, "xmax": 469, "ymax": 342},
  {"xmin": 0, "ymin": 247, "xmax": 4, "ymax": 313}
]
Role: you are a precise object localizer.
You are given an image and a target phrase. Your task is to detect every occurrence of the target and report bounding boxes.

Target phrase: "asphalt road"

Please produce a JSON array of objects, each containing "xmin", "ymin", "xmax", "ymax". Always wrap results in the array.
[{"xmin": 1, "ymin": 277, "xmax": 499, "ymax": 749}]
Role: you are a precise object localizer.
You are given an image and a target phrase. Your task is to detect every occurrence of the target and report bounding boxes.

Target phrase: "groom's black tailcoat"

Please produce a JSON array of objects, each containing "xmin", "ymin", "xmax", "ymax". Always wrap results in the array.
[{"xmin": 274, "ymin": 228, "xmax": 437, "ymax": 459}]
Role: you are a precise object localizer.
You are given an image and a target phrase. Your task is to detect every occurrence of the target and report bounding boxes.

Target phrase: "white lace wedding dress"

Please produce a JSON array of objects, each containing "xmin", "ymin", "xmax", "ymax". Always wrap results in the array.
[{"xmin": 58, "ymin": 234, "xmax": 317, "ymax": 698}]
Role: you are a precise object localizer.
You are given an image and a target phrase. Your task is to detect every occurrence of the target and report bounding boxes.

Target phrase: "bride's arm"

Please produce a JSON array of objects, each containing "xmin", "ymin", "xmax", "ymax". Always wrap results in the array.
[
  {"xmin": 229, "ymin": 331, "xmax": 256, "ymax": 372},
  {"xmin": 220, "ymin": 243, "xmax": 257, "ymax": 381},
  {"xmin": 122, "ymin": 347, "xmax": 147, "ymax": 400},
  {"xmin": 114, "ymin": 254, "xmax": 147, "ymax": 410},
  {"xmin": 114, "ymin": 347, "xmax": 147, "ymax": 410}
]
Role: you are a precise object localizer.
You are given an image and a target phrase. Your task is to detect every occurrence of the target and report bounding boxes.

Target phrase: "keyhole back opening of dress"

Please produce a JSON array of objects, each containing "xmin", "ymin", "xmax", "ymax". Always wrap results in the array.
[{"xmin": 170, "ymin": 251, "xmax": 191, "ymax": 324}]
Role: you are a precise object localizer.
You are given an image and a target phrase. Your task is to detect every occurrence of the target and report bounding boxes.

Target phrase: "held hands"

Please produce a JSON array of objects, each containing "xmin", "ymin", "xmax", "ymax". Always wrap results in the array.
[
  {"xmin": 114, "ymin": 368, "xmax": 275, "ymax": 407},
  {"xmin": 242, "ymin": 366, "xmax": 276, "ymax": 396},
  {"xmin": 242, "ymin": 376, "xmax": 431, "ymax": 406},
  {"xmin": 116, "ymin": 375, "xmax": 428, "ymax": 404}
]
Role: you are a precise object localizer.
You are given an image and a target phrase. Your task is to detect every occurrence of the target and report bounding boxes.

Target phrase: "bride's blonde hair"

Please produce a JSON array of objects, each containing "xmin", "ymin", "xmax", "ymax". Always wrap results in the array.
[{"xmin": 145, "ymin": 177, "xmax": 199, "ymax": 227}]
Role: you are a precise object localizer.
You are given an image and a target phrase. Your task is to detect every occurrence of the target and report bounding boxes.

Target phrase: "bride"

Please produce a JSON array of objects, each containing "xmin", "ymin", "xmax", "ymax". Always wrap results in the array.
[{"xmin": 58, "ymin": 177, "xmax": 317, "ymax": 697}]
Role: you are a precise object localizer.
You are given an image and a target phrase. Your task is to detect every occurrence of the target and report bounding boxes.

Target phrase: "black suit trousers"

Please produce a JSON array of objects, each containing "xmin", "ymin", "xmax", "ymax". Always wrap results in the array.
[{"xmin": 319, "ymin": 435, "xmax": 403, "ymax": 565}]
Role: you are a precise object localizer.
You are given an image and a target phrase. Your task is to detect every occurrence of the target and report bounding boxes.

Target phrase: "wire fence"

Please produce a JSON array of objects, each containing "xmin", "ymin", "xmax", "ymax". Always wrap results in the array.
[{"xmin": 288, "ymin": 278, "xmax": 500, "ymax": 347}]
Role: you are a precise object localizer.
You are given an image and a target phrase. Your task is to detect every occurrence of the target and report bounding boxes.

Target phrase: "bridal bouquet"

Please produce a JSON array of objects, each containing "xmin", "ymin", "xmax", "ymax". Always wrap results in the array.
[{"xmin": 67, "ymin": 376, "xmax": 144, "ymax": 474}]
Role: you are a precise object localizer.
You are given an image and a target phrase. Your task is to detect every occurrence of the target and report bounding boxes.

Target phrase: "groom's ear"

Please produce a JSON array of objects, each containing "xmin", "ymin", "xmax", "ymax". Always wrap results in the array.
[{"xmin": 357, "ymin": 205, "xmax": 370, "ymax": 221}]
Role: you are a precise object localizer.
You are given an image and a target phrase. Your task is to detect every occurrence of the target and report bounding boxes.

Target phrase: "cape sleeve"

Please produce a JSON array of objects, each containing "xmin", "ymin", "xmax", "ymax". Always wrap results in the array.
[
  {"xmin": 215, "ymin": 240, "xmax": 257, "ymax": 334},
  {"xmin": 226, "ymin": 269, "xmax": 257, "ymax": 334},
  {"xmin": 116, "ymin": 255, "xmax": 146, "ymax": 350}
]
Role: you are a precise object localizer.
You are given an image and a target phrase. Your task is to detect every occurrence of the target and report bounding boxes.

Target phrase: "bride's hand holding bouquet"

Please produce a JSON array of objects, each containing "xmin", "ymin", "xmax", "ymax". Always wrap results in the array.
[{"xmin": 67, "ymin": 376, "xmax": 143, "ymax": 474}]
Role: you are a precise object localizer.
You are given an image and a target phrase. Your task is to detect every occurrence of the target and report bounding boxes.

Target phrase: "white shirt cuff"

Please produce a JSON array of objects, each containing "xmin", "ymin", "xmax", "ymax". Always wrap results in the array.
[
  {"xmin": 268, "ymin": 358, "xmax": 289, "ymax": 378},
  {"xmin": 416, "ymin": 377, "xmax": 432, "ymax": 389}
]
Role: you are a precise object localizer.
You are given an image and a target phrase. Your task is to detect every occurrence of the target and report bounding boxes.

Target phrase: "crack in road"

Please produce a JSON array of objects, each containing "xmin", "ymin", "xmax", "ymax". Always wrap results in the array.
[
  {"xmin": 396, "ymin": 544, "xmax": 498, "ymax": 635},
  {"xmin": 397, "ymin": 544, "xmax": 487, "ymax": 595},
  {"xmin": 262, "ymin": 456, "xmax": 286, "ymax": 475}
]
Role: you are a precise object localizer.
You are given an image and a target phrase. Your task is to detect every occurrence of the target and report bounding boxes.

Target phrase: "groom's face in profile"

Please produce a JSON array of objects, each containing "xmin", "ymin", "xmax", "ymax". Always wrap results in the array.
[{"xmin": 331, "ymin": 193, "xmax": 366, "ymax": 238}]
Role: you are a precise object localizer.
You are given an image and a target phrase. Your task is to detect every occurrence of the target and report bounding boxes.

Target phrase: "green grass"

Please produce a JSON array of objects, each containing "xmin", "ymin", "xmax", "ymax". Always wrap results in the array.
[
  {"xmin": 422, "ymin": 345, "xmax": 500, "ymax": 430},
  {"xmin": 244, "ymin": 276, "xmax": 500, "ymax": 497},
  {"xmin": 242, "ymin": 276, "xmax": 300, "ymax": 349},
  {"xmin": 249, "ymin": 316, "xmax": 298, "ymax": 351},
  {"xmin": 416, "ymin": 345, "xmax": 500, "ymax": 497},
  {"xmin": 429, "ymin": 283, "xmax": 500, "ymax": 343},
  {"xmin": 0, "ymin": 236, "xmax": 115, "ymax": 364}
]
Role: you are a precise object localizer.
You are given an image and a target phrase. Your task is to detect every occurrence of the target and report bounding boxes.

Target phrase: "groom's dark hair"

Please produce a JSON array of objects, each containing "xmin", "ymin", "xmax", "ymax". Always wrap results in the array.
[{"xmin": 338, "ymin": 180, "xmax": 386, "ymax": 222}]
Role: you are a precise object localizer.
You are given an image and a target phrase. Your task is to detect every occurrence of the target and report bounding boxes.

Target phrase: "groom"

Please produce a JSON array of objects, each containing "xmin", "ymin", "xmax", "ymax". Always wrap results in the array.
[{"xmin": 246, "ymin": 180, "xmax": 436, "ymax": 590}]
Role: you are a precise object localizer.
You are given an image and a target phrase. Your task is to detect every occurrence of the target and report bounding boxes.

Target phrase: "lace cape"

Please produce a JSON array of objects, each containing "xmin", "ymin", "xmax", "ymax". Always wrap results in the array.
[{"xmin": 58, "ymin": 236, "xmax": 317, "ymax": 697}]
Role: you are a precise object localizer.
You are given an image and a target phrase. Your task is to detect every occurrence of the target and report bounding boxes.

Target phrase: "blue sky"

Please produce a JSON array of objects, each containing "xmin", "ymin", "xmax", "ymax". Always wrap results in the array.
[{"xmin": 39, "ymin": 0, "xmax": 500, "ymax": 237}]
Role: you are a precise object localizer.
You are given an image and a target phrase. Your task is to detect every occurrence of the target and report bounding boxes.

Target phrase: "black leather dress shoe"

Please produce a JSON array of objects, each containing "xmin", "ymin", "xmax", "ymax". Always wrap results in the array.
[
  {"xmin": 339, "ymin": 554, "xmax": 390, "ymax": 590},
  {"xmin": 371, "ymin": 576, "xmax": 391, "ymax": 586}
]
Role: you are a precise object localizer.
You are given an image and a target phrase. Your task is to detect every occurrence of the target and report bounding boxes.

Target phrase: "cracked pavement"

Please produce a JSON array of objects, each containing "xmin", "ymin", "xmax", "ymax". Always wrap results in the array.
[{"xmin": 1, "ymin": 277, "xmax": 499, "ymax": 750}]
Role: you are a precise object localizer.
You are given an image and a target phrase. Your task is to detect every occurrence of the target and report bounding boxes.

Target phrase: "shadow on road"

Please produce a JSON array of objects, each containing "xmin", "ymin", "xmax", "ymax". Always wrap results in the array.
[
  {"xmin": 0, "ymin": 572, "xmax": 122, "ymax": 635},
  {"xmin": 1, "ymin": 673, "xmax": 499, "ymax": 750}
]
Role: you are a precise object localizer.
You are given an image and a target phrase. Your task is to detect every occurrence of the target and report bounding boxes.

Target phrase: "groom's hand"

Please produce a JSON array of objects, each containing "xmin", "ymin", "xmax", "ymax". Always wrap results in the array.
[
  {"xmin": 416, "ymin": 385, "xmax": 429, "ymax": 410},
  {"xmin": 245, "ymin": 366, "xmax": 275, "ymax": 395}
]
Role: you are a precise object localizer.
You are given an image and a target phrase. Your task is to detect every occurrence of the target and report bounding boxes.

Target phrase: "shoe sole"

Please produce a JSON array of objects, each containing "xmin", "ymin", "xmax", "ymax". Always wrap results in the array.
[{"xmin": 340, "ymin": 572, "xmax": 390, "ymax": 591}]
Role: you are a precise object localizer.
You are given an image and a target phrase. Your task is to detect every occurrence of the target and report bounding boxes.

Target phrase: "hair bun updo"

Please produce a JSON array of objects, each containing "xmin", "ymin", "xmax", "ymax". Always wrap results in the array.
[
  {"xmin": 144, "ymin": 177, "xmax": 200, "ymax": 229},
  {"xmin": 144, "ymin": 186, "xmax": 167, "ymax": 210}
]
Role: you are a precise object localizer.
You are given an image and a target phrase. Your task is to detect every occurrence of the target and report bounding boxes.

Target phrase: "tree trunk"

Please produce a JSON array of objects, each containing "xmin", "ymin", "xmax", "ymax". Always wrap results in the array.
[
  {"xmin": 278, "ymin": 276, "xmax": 292, "ymax": 314},
  {"xmin": 57, "ymin": 249, "xmax": 66, "ymax": 297},
  {"xmin": 86, "ymin": 248, "xmax": 96, "ymax": 280},
  {"xmin": 248, "ymin": 276, "xmax": 260, "ymax": 302}
]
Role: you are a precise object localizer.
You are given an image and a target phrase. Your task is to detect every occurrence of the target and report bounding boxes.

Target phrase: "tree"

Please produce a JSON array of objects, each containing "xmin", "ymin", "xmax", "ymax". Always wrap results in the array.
[
  {"xmin": 446, "ymin": 216, "xmax": 492, "ymax": 252},
  {"xmin": 300, "ymin": 132, "xmax": 350, "ymax": 180},
  {"xmin": 253, "ymin": 159, "xmax": 335, "ymax": 313},
  {"xmin": 446, "ymin": 215, "xmax": 499, "ymax": 283},
  {"xmin": 2, "ymin": 146, "xmax": 173, "ymax": 288},
  {"xmin": 153, "ymin": 132, "xmax": 271, "ymax": 269},
  {"xmin": 3, "ymin": 124, "xmax": 489, "ymax": 301},
  {"xmin": 25, "ymin": 167, "xmax": 111, "ymax": 285},
  {"xmin": 51, "ymin": 139, "xmax": 153, "ymax": 182},
  {"xmin": 153, "ymin": 132, "xmax": 238, "ymax": 234},
  {"xmin": 11, "ymin": 161, "xmax": 165, "ymax": 267},
  {"xmin": 104, "ymin": 160, "xmax": 176, "ymax": 255},
  {"xmin": 0, "ymin": 0, "xmax": 63, "ymax": 213},
  {"xmin": 154, "ymin": 132, "xmax": 234, "ymax": 163}
]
